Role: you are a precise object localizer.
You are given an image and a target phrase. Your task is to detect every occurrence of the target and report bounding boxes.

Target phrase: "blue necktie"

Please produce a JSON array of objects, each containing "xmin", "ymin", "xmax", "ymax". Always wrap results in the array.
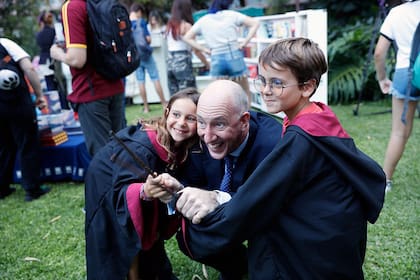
[{"xmin": 220, "ymin": 156, "xmax": 234, "ymax": 192}]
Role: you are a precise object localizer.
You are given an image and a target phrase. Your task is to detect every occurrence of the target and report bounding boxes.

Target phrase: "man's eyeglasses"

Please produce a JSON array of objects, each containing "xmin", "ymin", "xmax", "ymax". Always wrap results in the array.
[{"xmin": 253, "ymin": 75, "xmax": 308, "ymax": 94}]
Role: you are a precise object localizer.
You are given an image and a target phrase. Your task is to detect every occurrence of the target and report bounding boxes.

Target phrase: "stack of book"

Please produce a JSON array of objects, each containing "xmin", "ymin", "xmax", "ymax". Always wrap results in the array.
[
  {"xmin": 38, "ymin": 112, "xmax": 68, "ymax": 146},
  {"xmin": 36, "ymin": 91, "xmax": 82, "ymax": 145},
  {"xmin": 40, "ymin": 130, "xmax": 68, "ymax": 146}
]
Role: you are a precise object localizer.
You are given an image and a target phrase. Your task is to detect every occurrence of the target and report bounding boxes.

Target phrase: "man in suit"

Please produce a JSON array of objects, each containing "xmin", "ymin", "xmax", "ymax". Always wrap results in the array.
[{"xmin": 150, "ymin": 79, "xmax": 282, "ymax": 279}]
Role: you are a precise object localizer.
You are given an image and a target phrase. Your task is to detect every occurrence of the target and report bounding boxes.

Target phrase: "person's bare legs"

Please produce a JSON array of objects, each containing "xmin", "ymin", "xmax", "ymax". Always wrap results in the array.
[
  {"xmin": 139, "ymin": 82, "xmax": 150, "ymax": 113},
  {"xmin": 383, "ymin": 97, "xmax": 417, "ymax": 182},
  {"xmin": 153, "ymin": 80, "xmax": 167, "ymax": 109}
]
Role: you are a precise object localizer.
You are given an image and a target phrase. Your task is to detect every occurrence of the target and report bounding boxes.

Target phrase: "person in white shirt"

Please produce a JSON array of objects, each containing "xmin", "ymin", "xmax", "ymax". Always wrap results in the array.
[
  {"xmin": 183, "ymin": 0, "xmax": 259, "ymax": 105},
  {"xmin": 374, "ymin": 0, "xmax": 420, "ymax": 192},
  {"xmin": 0, "ymin": 37, "xmax": 50, "ymax": 202}
]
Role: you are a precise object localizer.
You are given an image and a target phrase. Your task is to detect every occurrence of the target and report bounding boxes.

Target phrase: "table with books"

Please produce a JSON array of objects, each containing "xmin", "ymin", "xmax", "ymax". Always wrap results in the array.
[
  {"xmin": 14, "ymin": 134, "xmax": 91, "ymax": 183},
  {"xmin": 13, "ymin": 91, "xmax": 91, "ymax": 183}
]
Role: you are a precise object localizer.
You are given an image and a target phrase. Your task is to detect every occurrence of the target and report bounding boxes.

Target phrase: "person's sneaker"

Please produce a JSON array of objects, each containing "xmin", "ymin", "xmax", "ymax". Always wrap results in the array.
[
  {"xmin": 385, "ymin": 180, "xmax": 392, "ymax": 193},
  {"xmin": 25, "ymin": 185, "xmax": 51, "ymax": 202},
  {"xmin": 0, "ymin": 187, "xmax": 16, "ymax": 199}
]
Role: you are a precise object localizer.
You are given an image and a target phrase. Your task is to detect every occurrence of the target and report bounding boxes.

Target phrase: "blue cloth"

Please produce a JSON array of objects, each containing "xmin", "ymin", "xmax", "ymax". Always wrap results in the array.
[{"xmin": 13, "ymin": 134, "xmax": 91, "ymax": 182}]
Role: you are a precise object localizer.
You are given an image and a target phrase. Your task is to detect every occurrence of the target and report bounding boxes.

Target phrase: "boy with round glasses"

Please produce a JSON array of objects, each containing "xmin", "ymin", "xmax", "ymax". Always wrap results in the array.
[{"xmin": 151, "ymin": 37, "xmax": 387, "ymax": 278}]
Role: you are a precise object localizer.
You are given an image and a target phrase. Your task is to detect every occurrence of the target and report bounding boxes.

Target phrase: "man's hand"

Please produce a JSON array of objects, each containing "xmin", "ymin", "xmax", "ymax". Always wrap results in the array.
[
  {"xmin": 50, "ymin": 44, "xmax": 65, "ymax": 62},
  {"xmin": 176, "ymin": 187, "xmax": 219, "ymax": 224}
]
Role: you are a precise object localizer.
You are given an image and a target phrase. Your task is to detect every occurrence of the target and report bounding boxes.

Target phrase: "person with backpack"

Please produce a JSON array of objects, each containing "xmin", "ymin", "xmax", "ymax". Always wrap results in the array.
[
  {"xmin": 0, "ymin": 37, "xmax": 50, "ymax": 202},
  {"xmin": 129, "ymin": 3, "xmax": 167, "ymax": 114},
  {"xmin": 50, "ymin": 0, "xmax": 126, "ymax": 156},
  {"xmin": 373, "ymin": 0, "xmax": 420, "ymax": 192}
]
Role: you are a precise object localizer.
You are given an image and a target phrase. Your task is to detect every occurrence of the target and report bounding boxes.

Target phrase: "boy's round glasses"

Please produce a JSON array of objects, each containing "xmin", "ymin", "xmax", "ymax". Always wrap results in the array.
[{"xmin": 253, "ymin": 76, "xmax": 308, "ymax": 94}]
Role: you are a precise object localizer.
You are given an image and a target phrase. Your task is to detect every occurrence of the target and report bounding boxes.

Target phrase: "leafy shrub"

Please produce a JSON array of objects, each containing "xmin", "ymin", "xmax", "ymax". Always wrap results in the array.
[{"xmin": 328, "ymin": 19, "xmax": 385, "ymax": 104}]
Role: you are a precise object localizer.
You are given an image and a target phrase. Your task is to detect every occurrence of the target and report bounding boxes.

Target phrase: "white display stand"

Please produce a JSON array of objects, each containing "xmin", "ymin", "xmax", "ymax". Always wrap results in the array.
[
  {"xmin": 192, "ymin": 9, "xmax": 328, "ymax": 113},
  {"xmin": 247, "ymin": 9, "xmax": 328, "ymax": 111},
  {"xmin": 126, "ymin": 32, "xmax": 170, "ymax": 104}
]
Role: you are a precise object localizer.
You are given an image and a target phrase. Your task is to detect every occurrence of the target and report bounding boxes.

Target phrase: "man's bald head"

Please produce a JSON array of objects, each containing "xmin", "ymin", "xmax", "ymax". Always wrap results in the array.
[
  {"xmin": 198, "ymin": 80, "xmax": 249, "ymax": 115},
  {"xmin": 196, "ymin": 80, "xmax": 251, "ymax": 159}
]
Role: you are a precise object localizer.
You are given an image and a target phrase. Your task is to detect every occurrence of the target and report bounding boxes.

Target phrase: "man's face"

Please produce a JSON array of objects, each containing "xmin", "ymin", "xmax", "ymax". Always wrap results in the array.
[{"xmin": 196, "ymin": 101, "xmax": 246, "ymax": 160}]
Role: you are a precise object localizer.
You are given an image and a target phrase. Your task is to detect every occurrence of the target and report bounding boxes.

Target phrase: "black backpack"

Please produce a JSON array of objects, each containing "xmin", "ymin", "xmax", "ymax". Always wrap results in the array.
[
  {"xmin": 0, "ymin": 43, "xmax": 26, "ymax": 101},
  {"xmin": 409, "ymin": 22, "xmax": 420, "ymax": 90},
  {"xmin": 401, "ymin": 22, "xmax": 420, "ymax": 124},
  {"xmin": 132, "ymin": 19, "xmax": 153, "ymax": 61},
  {"xmin": 86, "ymin": 0, "xmax": 140, "ymax": 80}
]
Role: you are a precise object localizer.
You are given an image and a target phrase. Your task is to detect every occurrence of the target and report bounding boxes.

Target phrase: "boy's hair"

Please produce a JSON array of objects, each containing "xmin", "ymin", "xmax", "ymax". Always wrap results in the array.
[
  {"xmin": 209, "ymin": 0, "xmax": 234, "ymax": 13},
  {"xmin": 259, "ymin": 37, "xmax": 328, "ymax": 96},
  {"xmin": 130, "ymin": 3, "xmax": 145, "ymax": 14}
]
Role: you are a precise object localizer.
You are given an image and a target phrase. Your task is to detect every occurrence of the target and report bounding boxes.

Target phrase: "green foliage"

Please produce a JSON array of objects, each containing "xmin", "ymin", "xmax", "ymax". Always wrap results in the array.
[
  {"xmin": 327, "ymin": 17, "xmax": 398, "ymax": 105},
  {"xmin": 327, "ymin": 20, "xmax": 380, "ymax": 104},
  {"xmin": 305, "ymin": 1, "xmax": 395, "ymax": 104},
  {"xmin": 328, "ymin": 64, "xmax": 363, "ymax": 104},
  {"xmin": 0, "ymin": 0, "xmax": 41, "ymax": 56},
  {"xmin": 262, "ymin": 0, "xmax": 291, "ymax": 15}
]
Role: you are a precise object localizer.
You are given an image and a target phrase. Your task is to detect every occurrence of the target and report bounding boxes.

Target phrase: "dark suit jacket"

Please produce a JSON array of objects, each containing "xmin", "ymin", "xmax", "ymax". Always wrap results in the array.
[{"xmin": 175, "ymin": 111, "xmax": 282, "ymax": 276}]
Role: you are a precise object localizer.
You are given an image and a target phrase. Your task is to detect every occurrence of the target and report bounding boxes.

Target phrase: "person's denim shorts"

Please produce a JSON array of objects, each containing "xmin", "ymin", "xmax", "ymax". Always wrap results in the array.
[
  {"xmin": 390, "ymin": 68, "xmax": 420, "ymax": 101},
  {"xmin": 210, "ymin": 49, "xmax": 248, "ymax": 78},
  {"xmin": 135, "ymin": 56, "xmax": 160, "ymax": 83}
]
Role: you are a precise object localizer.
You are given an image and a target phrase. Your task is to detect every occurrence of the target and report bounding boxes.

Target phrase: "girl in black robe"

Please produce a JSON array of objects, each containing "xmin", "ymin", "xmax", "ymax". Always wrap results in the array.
[{"xmin": 85, "ymin": 88, "xmax": 200, "ymax": 280}]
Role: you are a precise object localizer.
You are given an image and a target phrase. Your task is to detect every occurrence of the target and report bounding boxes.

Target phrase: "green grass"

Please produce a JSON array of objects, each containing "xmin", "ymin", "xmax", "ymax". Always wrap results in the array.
[{"xmin": 1, "ymin": 101, "xmax": 419, "ymax": 279}]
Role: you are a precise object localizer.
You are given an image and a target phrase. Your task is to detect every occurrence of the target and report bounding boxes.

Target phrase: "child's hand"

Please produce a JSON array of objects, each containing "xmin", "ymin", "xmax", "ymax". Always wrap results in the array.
[{"xmin": 144, "ymin": 174, "xmax": 183, "ymax": 203}]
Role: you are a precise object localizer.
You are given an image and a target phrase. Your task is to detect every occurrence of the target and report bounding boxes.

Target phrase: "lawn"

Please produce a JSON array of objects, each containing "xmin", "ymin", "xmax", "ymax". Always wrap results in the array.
[{"xmin": 1, "ymin": 100, "xmax": 419, "ymax": 279}]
